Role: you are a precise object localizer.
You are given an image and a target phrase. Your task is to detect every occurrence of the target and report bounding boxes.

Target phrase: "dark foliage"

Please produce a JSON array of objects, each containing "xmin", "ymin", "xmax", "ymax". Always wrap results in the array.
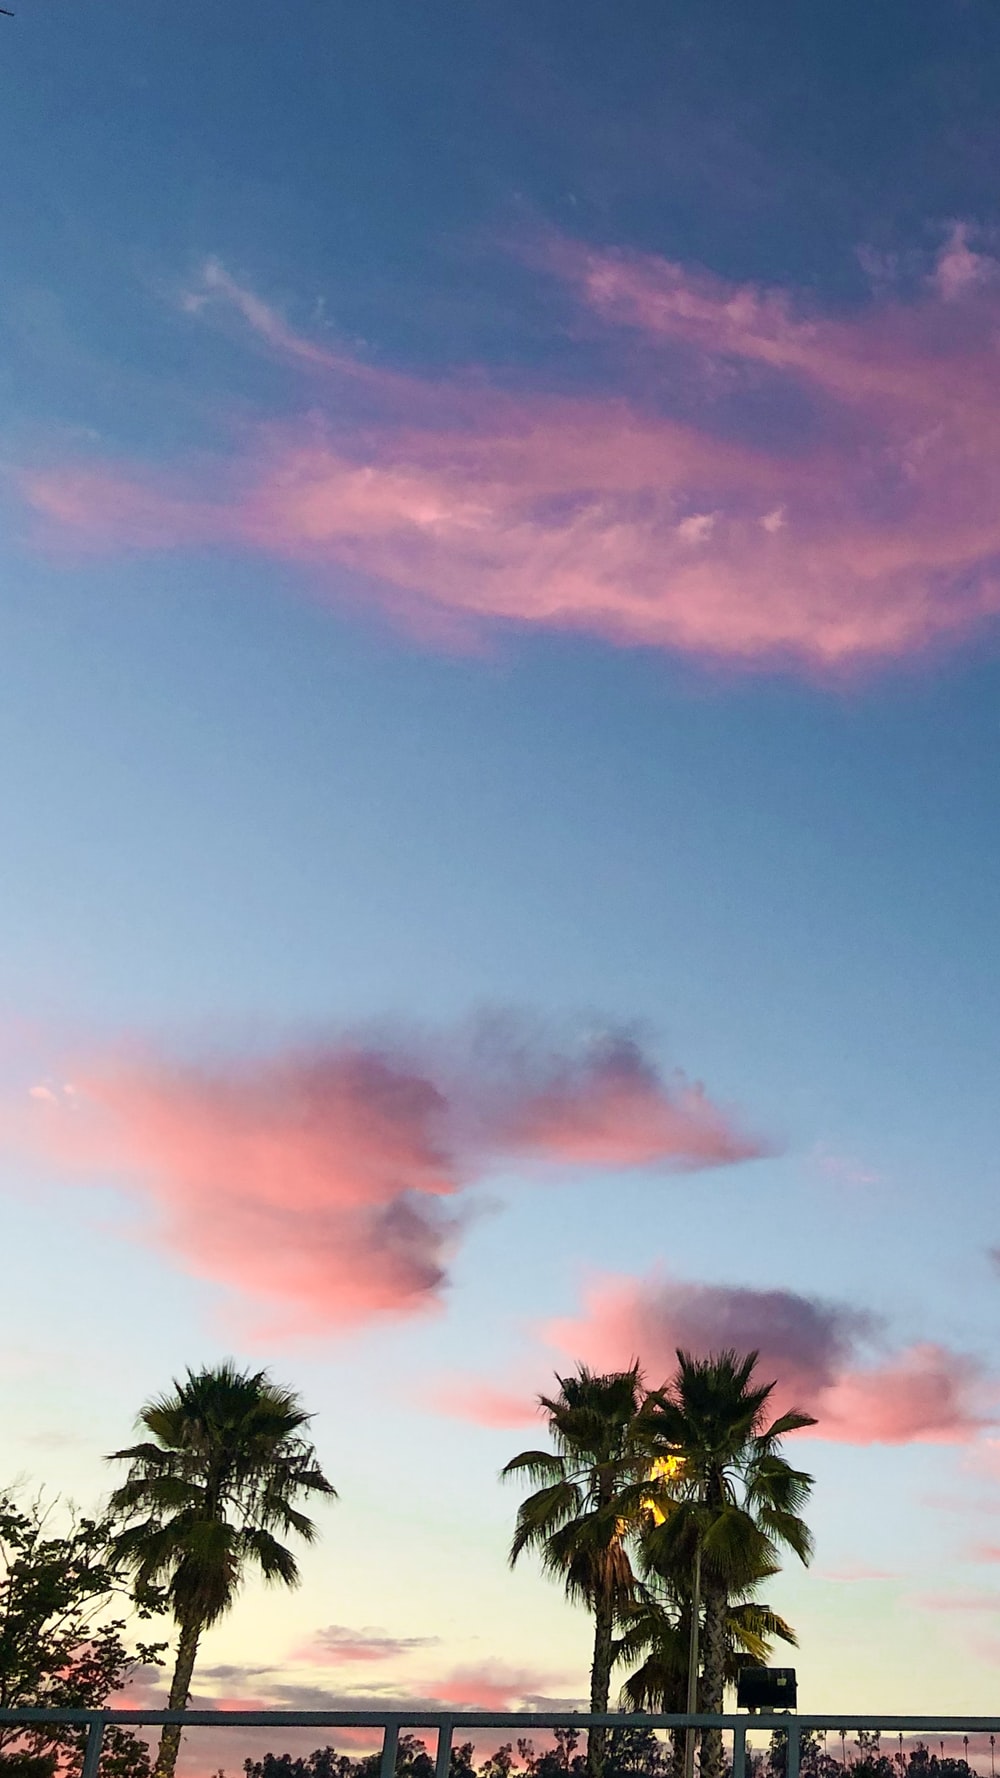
[
  {"xmin": 0, "ymin": 1494, "xmax": 164, "ymax": 1778},
  {"xmin": 766, "ymin": 1731, "xmax": 975, "ymax": 1778},
  {"xmin": 243, "ymin": 1730, "xmax": 674, "ymax": 1778}
]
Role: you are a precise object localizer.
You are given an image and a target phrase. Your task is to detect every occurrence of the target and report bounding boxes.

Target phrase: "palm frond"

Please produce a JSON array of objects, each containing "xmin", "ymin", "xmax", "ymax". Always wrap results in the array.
[
  {"xmin": 727, "ymin": 1601, "xmax": 798, "ymax": 1650},
  {"xmin": 509, "ymin": 1480, "xmax": 582, "ymax": 1564},
  {"xmin": 754, "ymin": 1505, "xmax": 814, "ymax": 1565},
  {"xmin": 500, "ymin": 1451, "xmax": 568, "ymax": 1485},
  {"xmin": 761, "ymin": 1410, "xmax": 818, "ymax": 1441},
  {"xmin": 239, "ymin": 1526, "xmax": 300, "ymax": 1587}
]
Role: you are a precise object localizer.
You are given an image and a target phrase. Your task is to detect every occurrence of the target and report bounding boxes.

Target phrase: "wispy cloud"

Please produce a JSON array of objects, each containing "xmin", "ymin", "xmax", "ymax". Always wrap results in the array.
[
  {"xmin": 810, "ymin": 1144, "xmax": 883, "ymax": 1189},
  {"xmin": 965, "ymin": 1542, "xmax": 1000, "ymax": 1562},
  {"xmin": 817, "ymin": 1565, "xmax": 898, "ymax": 1583},
  {"xmin": 120, "ymin": 1663, "xmax": 577, "ymax": 1771},
  {"xmin": 418, "ymin": 1664, "xmax": 579, "ymax": 1712},
  {"xmin": 908, "ymin": 1590, "xmax": 1000, "ymax": 1613},
  {"xmin": 425, "ymin": 1376, "xmax": 545, "ymax": 1430},
  {"xmin": 135, "ymin": 1659, "xmax": 580, "ymax": 1719},
  {"xmin": 19, "ymin": 228, "xmax": 1000, "ymax": 675},
  {"xmin": 292, "ymin": 1625, "xmax": 439, "ymax": 1665},
  {"xmin": 6, "ymin": 1016, "xmax": 763, "ymax": 1336}
]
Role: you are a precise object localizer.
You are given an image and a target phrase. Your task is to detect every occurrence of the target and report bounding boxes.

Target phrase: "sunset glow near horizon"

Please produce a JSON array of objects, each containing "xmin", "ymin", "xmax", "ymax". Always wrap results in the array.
[{"xmin": 4, "ymin": 0, "xmax": 1000, "ymax": 1748}]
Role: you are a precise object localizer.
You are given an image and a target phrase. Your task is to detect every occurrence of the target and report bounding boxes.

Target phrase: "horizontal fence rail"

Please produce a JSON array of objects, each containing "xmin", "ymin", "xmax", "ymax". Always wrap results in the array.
[{"xmin": 5, "ymin": 1709, "xmax": 1000, "ymax": 1778}]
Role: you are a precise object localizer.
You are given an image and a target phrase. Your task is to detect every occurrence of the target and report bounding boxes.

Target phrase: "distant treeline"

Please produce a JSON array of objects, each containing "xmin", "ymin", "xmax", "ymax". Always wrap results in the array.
[{"xmin": 241, "ymin": 1732, "xmax": 981, "ymax": 1778}]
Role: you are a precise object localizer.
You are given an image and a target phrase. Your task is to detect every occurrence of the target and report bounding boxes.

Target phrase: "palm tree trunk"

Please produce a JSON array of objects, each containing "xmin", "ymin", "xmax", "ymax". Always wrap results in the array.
[
  {"xmin": 697, "ymin": 1580, "xmax": 727, "ymax": 1778},
  {"xmin": 155, "ymin": 1614, "xmax": 202, "ymax": 1778},
  {"xmin": 587, "ymin": 1583, "xmax": 615, "ymax": 1778}
]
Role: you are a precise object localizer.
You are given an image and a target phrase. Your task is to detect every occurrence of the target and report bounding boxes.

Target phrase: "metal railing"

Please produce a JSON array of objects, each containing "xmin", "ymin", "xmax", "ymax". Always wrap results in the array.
[{"xmin": 4, "ymin": 1710, "xmax": 1000, "ymax": 1778}]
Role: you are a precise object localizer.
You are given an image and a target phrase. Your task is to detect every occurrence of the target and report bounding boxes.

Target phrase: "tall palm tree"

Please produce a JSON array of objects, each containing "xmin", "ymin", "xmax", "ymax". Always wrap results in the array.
[
  {"xmin": 503, "ymin": 1366, "xmax": 658, "ymax": 1778},
  {"xmin": 107, "ymin": 1362, "xmax": 336, "ymax": 1778},
  {"xmin": 641, "ymin": 1351, "xmax": 815, "ymax": 1778},
  {"xmin": 617, "ymin": 1580, "xmax": 797, "ymax": 1706}
]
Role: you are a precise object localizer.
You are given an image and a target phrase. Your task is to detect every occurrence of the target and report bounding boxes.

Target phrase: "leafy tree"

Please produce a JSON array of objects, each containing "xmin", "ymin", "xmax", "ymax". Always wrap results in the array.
[
  {"xmin": 0, "ymin": 1493, "xmax": 164, "ymax": 1778},
  {"xmin": 108, "ymin": 1362, "xmax": 336, "ymax": 1778},
  {"xmin": 641, "ymin": 1351, "xmax": 815, "ymax": 1778},
  {"xmin": 479, "ymin": 1749, "xmax": 516, "ymax": 1778},
  {"xmin": 353, "ymin": 1738, "xmax": 437, "ymax": 1778},
  {"xmin": 397, "ymin": 1739, "xmax": 434, "ymax": 1778},
  {"xmin": 503, "ymin": 1367, "xmax": 657, "ymax": 1778},
  {"xmin": 766, "ymin": 1733, "xmax": 840, "ymax": 1778},
  {"xmin": 517, "ymin": 1734, "xmax": 584, "ymax": 1778},
  {"xmin": 247, "ymin": 1742, "xmax": 441, "ymax": 1778},
  {"xmin": 243, "ymin": 1752, "xmax": 356, "ymax": 1778},
  {"xmin": 245, "ymin": 1751, "xmax": 370, "ymax": 1778},
  {"xmin": 904, "ymin": 1748, "xmax": 971, "ymax": 1778},
  {"xmin": 762, "ymin": 1733, "xmax": 973, "ymax": 1778},
  {"xmin": 603, "ymin": 1727, "xmax": 670, "ymax": 1778}
]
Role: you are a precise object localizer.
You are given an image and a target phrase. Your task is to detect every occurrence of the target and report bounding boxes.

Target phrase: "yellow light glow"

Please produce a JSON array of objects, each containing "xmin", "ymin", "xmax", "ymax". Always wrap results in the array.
[{"xmin": 643, "ymin": 1453, "xmax": 686, "ymax": 1524}]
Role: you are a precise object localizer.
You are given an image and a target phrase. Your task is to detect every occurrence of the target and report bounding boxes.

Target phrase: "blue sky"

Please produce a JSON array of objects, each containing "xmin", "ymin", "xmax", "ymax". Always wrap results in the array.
[{"xmin": 3, "ymin": 0, "xmax": 1000, "ymax": 1739}]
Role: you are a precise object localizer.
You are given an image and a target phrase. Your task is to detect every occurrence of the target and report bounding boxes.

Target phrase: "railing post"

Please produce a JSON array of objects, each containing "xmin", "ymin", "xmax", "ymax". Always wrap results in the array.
[
  {"xmin": 786, "ymin": 1722, "xmax": 801, "ymax": 1778},
  {"xmin": 81, "ymin": 1714, "xmax": 106, "ymax": 1778},
  {"xmin": 435, "ymin": 1720, "xmax": 454, "ymax": 1778},
  {"xmin": 732, "ymin": 1723, "xmax": 747, "ymax": 1778},
  {"xmin": 380, "ymin": 1723, "xmax": 400, "ymax": 1778}
]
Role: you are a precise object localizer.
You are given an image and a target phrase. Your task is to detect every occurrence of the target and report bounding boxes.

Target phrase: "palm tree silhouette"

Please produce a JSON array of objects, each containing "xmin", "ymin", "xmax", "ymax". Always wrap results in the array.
[{"xmin": 108, "ymin": 1361, "xmax": 336, "ymax": 1778}]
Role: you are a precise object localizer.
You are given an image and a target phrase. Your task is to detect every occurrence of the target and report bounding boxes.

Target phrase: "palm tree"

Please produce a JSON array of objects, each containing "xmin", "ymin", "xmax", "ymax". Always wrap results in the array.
[
  {"xmin": 503, "ymin": 1366, "xmax": 658, "ymax": 1778},
  {"xmin": 641, "ymin": 1350, "xmax": 815, "ymax": 1778},
  {"xmin": 615, "ymin": 1579, "xmax": 796, "ymax": 1775},
  {"xmin": 617, "ymin": 1583, "xmax": 796, "ymax": 1709},
  {"xmin": 107, "ymin": 1361, "xmax": 336, "ymax": 1778}
]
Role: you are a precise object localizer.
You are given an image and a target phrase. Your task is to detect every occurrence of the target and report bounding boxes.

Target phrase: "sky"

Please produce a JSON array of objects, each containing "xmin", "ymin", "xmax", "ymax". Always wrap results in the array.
[{"xmin": 4, "ymin": 0, "xmax": 1000, "ymax": 1753}]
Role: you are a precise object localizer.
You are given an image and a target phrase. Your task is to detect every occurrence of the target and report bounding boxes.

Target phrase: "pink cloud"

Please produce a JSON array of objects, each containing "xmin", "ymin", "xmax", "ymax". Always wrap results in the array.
[
  {"xmin": 292, "ymin": 1625, "xmax": 437, "ymax": 1665},
  {"xmin": 909, "ymin": 1590, "xmax": 1000, "ymax": 1612},
  {"xmin": 818, "ymin": 1342, "xmax": 992, "ymax": 1445},
  {"xmin": 426, "ymin": 1376, "xmax": 542, "ymax": 1429},
  {"xmin": 811, "ymin": 1145, "xmax": 883, "ymax": 1188},
  {"xmin": 966, "ymin": 1542, "xmax": 1000, "ymax": 1562},
  {"xmin": 6, "ymin": 1020, "xmax": 760, "ymax": 1334},
  {"xmin": 817, "ymin": 1565, "xmax": 897, "ymax": 1583},
  {"xmin": 541, "ymin": 1273, "xmax": 993, "ymax": 1445},
  {"xmin": 551, "ymin": 230, "xmax": 1000, "ymax": 407},
  {"xmin": 33, "ymin": 1044, "xmax": 460, "ymax": 1335},
  {"xmin": 547, "ymin": 1272, "xmax": 867, "ymax": 1407},
  {"xmin": 422, "ymin": 1663, "xmax": 571, "ymax": 1710},
  {"xmin": 931, "ymin": 224, "xmax": 997, "ymax": 303},
  {"xmin": 20, "ymin": 232, "xmax": 1000, "ymax": 674},
  {"xmin": 498, "ymin": 1036, "xmax": 765, "ymax": 1169}
]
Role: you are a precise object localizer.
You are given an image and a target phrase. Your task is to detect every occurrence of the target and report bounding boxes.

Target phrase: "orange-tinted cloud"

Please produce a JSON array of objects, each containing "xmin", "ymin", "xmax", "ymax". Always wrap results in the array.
[
  {"xmin": 535, "ymin": 1272, "xmax": 993, "ymax": 1444},
  {"xmin": 21, "ymin": 230, "xmax": 1000, "ymax": 674},
  {"xmin": 10, "ymin": 1021, "xmax": 761, "ymax": 1334}
]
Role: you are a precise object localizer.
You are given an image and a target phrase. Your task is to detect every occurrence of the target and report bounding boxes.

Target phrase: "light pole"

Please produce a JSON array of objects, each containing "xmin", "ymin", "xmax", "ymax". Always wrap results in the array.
[{"xmin": 684, "ymin": 1532, "xmax": 703, "ymax": 1778}]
